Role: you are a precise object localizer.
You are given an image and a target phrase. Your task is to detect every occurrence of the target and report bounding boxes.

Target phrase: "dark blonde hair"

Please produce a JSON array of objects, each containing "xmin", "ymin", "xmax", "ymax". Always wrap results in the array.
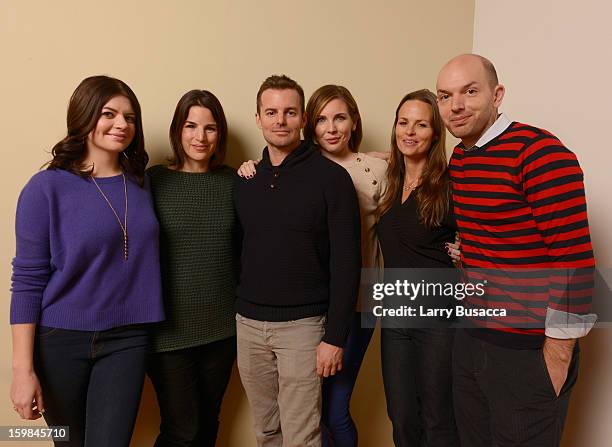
[
  {"xmin": 378, "ymin": 89, "xmax": 449, "ymax": 228},
  {"xmin": 47, "ymin": 75, "xmax": 147, "ymax": 185},
  {"xmin": 304, "ymin": 85, "xmax": 362, "ymax": 152},
  {"xmin": 168, "ymin": 90, "xmax": 228, "ymax": 171}
]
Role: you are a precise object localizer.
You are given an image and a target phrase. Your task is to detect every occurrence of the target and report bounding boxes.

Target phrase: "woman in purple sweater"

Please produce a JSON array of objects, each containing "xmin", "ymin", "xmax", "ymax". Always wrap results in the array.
[{"xmin": 9, "ymin": 76, "xmax": 165, "ymax": 447}]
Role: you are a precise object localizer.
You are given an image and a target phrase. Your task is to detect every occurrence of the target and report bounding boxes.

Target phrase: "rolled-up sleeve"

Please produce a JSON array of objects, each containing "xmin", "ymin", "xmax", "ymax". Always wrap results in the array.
[{"xmin": 521, "ymin": 138, "xmax": 596, "ymax": 338}]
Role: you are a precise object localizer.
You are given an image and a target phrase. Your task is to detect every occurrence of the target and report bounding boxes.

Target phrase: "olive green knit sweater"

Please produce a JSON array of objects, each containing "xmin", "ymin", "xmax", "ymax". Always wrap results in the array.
[{"xmin": 147, "ymin": 165, "xmax": 238, "ymax": 353}]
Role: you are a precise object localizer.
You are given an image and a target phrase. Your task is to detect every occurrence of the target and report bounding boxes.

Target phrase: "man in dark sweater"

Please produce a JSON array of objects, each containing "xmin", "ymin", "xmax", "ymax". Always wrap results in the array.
[
  {"xmin": 234, "ymin": 75, "xmax": 361, "ymax": 446},
  {"xmin": 436, "ymin": 54, "xmax": 595, "ymax": 446}
]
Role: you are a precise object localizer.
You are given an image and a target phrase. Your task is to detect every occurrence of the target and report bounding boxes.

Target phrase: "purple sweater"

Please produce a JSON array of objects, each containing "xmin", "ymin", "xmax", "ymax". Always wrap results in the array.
[{"xmin": 10, "ymin": 169, "xmax": 165, "ymax": 330}]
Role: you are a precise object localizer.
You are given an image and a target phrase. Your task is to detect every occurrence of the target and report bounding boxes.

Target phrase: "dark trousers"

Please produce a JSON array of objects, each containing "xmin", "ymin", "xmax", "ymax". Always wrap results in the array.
[
  {"xmin": 34, "ymin": 325, "xmax": 149, "ymax": 447},
  {"xmin": 321, "ymin": 313, "xmax": 374, "ymax": 447},
  {"xmin": 148, "ymin": 336, "xmax": 237, "ymax": 447},
  {"xmin": 453, "ymin": 329, "xmax": 579, "ymax": 447},
  {"xmin": 381, "ymin": 327, "xmax": 458, "ymax": 447}
]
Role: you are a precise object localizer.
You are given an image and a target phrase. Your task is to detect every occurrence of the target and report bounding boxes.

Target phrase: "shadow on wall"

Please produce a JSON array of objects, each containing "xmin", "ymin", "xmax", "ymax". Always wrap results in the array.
[
  {"xmin": 225, "ymin": 131, "xmax": 252, "ymax": 171},
  {"xmin": 130, "ymin": 378, "xmax": 160, "ymax": 445},
  {"xmin": 562, "ymin": 329, "xmax": 612, "ymax": 447},
  {"xmin": 349, "ymin": 328, "xmax": 394, "ymax": 446}
]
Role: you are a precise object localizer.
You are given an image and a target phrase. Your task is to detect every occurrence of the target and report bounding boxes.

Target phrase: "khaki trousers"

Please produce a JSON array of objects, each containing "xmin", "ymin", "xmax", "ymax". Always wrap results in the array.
[{"xmin": 236, "ymin": 313, "xmax": 325, "ymax": 447}]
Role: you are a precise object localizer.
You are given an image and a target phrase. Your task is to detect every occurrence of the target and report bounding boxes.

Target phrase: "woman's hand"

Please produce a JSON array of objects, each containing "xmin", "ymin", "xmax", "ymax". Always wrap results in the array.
[
  {"xmin": 237, "ymin": 159, "xmax": 259, "ymax": 178},
  {"xmin": 11, "ymin": 323, "xmax": 44, "ymax": 419},
  {"xmin": 368, "ymin": 151, "xmax": 391, "ymax": 161},
  {"xmin": 446, "ymin": 233, "xmax": 461, "ymax": 264},
  {"xmin": 11, "ymin": 368, "xmax": 44, "ymax": 420}
]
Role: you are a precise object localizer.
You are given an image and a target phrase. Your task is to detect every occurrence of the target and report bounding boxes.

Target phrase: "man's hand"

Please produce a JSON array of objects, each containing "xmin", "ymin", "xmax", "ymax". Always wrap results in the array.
[
  {"xmin": 316, "ymin": 341, "xmax": 343, "ymax": 377},
  {"xmin": 542, "ymin": 336, "xmax": 575, "ymax": 396}
]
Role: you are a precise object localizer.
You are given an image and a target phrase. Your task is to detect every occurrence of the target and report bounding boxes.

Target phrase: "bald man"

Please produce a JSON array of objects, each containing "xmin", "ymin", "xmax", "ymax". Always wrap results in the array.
[{"xmin": 437, "ymin": 54, "xmax": 595, "ymax": 446}]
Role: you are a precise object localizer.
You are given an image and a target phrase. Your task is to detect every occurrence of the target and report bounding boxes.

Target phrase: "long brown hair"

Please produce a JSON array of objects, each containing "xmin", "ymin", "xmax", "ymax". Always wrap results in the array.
[
  {"xmin": 168, "ymin": 90, "xmax": 228, "ymax": 171},
  {"xmin": 304, "ymin": 85, "xmax": 362, "ymax": 152},
  {"xmin": 47, "ymin": 75, "xmax": 148, "ymax": 185},
  {"xmin": 378, "ymin": 89, "xmax": 449, "ymax": 228}
]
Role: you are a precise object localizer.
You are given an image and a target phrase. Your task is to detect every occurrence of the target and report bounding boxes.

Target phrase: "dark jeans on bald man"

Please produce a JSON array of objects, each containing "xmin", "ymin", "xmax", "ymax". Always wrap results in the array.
[{"xmin": 453, "ymin": 329, "xmax": 579, "ymax": 447}]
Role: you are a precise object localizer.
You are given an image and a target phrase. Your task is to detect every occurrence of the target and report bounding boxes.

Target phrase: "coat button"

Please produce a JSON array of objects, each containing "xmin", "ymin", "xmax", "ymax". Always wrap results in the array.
[
  {"xmin": 270, "ymin": 184, "xmax": 275, "ymax": 189},
  {"xmin": 356, "ymin": 157, "xmax": 362, "ymax": 162},
  {"xmin": 372, "ymin": 180, "xmax": 377, "ymax": 185},
  {"xmin": 365, "ymin": 167, "xmax": 370, "ymax": 172},
  {"xmin": 273, "ymin": 172, "xmax": 279, "ymax": 178}
]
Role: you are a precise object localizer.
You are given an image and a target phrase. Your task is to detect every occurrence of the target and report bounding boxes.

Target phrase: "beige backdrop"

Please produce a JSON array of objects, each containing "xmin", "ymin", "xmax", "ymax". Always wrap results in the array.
[
  {"xmin": 473, "ymin": 1, "xmax": 612, "ymax": 446},
  {"xmin": 0, "ymin": 1, "xmax": 475, "ymax": 446}
]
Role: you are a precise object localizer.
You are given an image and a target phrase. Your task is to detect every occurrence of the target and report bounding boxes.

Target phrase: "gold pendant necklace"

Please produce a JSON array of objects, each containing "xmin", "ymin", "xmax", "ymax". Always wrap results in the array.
[
  {"xmin": 90, "ymin": 174, "xmax": 128, "ymax": 261},
  {"xmin": 402, "ymin": 178, "xmax": 420, "ymax": 192}
]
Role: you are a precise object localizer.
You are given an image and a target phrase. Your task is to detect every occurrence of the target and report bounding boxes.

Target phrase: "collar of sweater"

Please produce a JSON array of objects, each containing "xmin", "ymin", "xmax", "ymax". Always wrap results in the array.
[{"xmin": 259, "ymin": 140, "xmax": 316, "ymax": 171}]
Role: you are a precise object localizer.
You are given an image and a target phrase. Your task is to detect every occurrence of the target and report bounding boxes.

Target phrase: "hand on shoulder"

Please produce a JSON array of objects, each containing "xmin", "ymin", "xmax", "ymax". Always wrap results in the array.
[
  {"xmin": 237, "ymin": 159, "xmax": 259, "ymax": 178},
  {"xmin": 366, "ymin": 151, "xmax": 391, "ymax": 162}
]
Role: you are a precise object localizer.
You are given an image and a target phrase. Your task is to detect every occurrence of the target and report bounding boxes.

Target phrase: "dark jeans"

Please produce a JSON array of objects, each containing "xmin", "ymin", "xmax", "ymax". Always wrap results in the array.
[
  {"xmin": 148, "ymin": 336, "xmax": 237, "ymax": 447},
  {"xmin": 34, "ymin": 324, "xmax": 149, "ymax": 447},
  {"xmin": 381, "ymin": 327, "xmax": 458, "ymax": 447},
  {"xmin": 453, "ymin": 329, "xmax": 579, "ymax": 447},
  {"xmin": 321, "ymin": 313, "xmax": 374, "ymax": 447}
]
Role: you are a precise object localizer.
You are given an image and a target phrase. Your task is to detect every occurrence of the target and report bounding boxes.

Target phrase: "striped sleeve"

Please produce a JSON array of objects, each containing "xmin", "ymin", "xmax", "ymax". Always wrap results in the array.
[{"xmin": 520, "ymin": 135, "xmax": 596, "ymax": 338}]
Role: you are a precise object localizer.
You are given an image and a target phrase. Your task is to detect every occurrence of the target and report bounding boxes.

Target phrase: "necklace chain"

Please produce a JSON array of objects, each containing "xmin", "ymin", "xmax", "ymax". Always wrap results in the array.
[
  {"xmin": 90, "ymin": 174, "xmax": 128, "ymax": 261},
  {"xmin": 402, "ymin": 177, "xmax": 420, "ymax": 192}
]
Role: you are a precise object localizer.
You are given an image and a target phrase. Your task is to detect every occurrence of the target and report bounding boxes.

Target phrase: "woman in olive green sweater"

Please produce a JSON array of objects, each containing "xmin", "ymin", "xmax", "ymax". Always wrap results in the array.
[{"xmin": 147, "ymin": 90, "xmax": 239, "ymax": 447}]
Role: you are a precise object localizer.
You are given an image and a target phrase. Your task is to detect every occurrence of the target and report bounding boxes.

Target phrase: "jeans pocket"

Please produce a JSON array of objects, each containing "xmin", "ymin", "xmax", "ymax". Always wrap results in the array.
[
  {"xmin": 36, "ymin": 325, "xmax": 59, "ymax": 338},
  {"xmin": 291, "ymin": 315, "xmax": 326, "ymax": 326},
  {"xmin": 235, "ymin": 314, "xmax": 261, "ymax": 331},
  {"xmin": 538, "ymin": 349, "xmax": 560, "ymax": 398}
]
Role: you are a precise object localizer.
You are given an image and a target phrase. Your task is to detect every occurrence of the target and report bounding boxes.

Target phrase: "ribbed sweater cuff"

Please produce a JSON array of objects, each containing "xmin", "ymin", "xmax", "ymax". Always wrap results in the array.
[
  {"xmin": 235, "ymin": 298, "xmax": 328, "ymax": 324},
  {"xmin": 10, "ymin": 294, "xmax": 42, "ymax": 324},
  {"xmin": 38, "ymin": 305, "xmax": 165, "ymax": 331},
  {"xmin": 321, "ymin": 319, "xmax": 352, "ymax": 348}
]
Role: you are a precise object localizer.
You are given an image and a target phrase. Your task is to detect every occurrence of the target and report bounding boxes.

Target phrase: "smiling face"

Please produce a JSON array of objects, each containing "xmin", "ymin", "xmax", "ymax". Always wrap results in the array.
[
  {"xmin": 313, "ymin": 98, "xmax": 356, "ymax": 157},
  {"xmin": 87, "ymin": 95, "xmax": 136, "ymax": 158},
  {"xmin": 180, "ymin": 106, "xmax": 218, "ymax": 172},
  {"xmin": 436, "ymin": 55, "xmax": 505, "ymax": 148},
  {"xmin": 256, "ymin": 88, "xmax": 305, "ymax": 153},
  {"xmin": 394, "ymin": 99, "xmax": 434, "ymax": 161}
]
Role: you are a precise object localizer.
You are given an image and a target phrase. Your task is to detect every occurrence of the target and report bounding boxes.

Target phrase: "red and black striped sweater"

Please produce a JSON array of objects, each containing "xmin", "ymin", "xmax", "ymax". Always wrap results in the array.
[{"xmin": 449, "ymin": 120, "xmax": 595, "ymax": 349}]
